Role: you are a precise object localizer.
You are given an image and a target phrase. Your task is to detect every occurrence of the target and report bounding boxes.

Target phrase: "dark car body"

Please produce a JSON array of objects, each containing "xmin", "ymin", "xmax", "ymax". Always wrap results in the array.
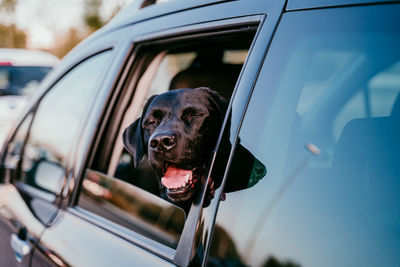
[{"xmin": 1, "ymin": 0, "xmax": 399, "ymax": 266}]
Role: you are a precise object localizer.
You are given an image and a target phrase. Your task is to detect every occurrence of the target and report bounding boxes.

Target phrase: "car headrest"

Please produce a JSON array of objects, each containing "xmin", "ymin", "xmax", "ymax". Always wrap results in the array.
[
  {"xmin": 391, "ymin": 92, "xmax": 400, "ymax": 118},
  {"xmin": 169, "ymin": 52, "xmax": 242, "ymax": 99}
]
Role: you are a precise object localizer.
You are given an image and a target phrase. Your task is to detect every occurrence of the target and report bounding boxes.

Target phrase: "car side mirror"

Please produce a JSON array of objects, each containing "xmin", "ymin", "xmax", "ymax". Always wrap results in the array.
[{"xmin": 35, "ymin": 160, "xmax": 66, "ymax": 194}]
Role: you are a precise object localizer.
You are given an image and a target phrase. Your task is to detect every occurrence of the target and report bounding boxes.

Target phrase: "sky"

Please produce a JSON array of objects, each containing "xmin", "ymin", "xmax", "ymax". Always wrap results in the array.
[{"xmin": 2, "ymin": 0, "xmax": 133, "ymax": 49}]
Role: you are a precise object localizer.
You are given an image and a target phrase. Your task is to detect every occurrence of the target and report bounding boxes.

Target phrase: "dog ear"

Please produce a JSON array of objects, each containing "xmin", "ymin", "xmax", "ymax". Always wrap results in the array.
[
  {"xmin": 197, "ymin": 87, "xmax": 228, "ymax": 121},
  {"xmin": 123, "ymin": 118, "xmax": 143, "ymax": 167},
  {"xmin": 123, "ymin": 95, "xmax": 158, "ymax": 167}
]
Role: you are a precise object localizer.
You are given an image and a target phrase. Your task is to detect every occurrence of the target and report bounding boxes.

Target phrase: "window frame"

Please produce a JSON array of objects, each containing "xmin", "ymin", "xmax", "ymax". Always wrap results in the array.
[{"xmin": 68, "ymin": 15, "xmax": 265, "ymax": 265}]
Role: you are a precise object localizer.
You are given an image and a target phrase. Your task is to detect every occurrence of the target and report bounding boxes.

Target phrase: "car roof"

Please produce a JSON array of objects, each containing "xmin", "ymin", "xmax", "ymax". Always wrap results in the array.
[
  {"xmin": 0, "ymin": 48, "xmax": 60, "ymax": 67},
  {"xmin": 287, "ymin": 0, "xmax": 400, "ymax": 10},
  {"xmin": 107, "ymin": 0, "xmax": 400, "ymax": 30},
  {"xmin": 106, "ymin": 0, "xmax": 232, "ymax": 30}
]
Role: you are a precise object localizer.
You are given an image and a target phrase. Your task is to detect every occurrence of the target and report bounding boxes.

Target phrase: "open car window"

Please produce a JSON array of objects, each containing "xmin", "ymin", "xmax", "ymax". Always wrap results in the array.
[{"xmin": 77, "ymin": 25, "xmax": 257, "ymax": 254}]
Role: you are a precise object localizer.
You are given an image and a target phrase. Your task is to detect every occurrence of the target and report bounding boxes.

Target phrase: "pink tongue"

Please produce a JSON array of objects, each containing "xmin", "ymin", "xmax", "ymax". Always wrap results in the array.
[{"xmin": 161, "ymin": 167, "xmax": 192, "ymax": 189}]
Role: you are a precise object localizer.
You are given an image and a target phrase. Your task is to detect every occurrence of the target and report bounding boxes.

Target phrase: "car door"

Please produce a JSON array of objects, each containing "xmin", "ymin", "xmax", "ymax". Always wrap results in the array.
[
  {"xmin": 27, "ymin": 1, "xmax": 287, "ymax": 266},
  {"xmin": 39, "ymin": 22, "xmax": 258, "ymax": 267},
  {"xmin": 0, "ymin": 32, "xmax": 126, "ymax": 266},
  {"xmin": 205, "ymin": 3, "xmax": 400, "ymax": 266}
]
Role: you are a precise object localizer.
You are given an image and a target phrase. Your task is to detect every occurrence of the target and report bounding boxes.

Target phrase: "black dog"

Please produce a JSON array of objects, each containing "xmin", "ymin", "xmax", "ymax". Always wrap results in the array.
[{"xmin": 123, "ymin": 87, "xmax": 227, "ymax": 207}]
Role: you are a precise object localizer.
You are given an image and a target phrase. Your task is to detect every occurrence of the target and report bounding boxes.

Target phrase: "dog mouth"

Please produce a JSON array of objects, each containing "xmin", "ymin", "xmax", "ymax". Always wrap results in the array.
[{"xmin": 161, "ymin": 165, "xmax": 201, "ymax": 202}]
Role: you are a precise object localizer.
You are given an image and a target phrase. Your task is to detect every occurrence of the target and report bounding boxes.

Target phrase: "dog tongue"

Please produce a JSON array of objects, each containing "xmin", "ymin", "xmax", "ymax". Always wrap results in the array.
[{"xmin": 161, "ymin": 166, "xmax": 192, "ymax": 189}]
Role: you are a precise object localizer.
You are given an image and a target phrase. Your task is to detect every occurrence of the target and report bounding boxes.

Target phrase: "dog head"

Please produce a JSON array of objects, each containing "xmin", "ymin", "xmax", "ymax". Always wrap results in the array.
[{"xmin": 123, "ymin": 87, "xmax": 227, "ymax": 204}]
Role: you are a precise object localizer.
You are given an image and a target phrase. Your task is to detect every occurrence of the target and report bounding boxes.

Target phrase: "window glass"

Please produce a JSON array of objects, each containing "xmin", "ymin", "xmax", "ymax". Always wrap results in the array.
[
  {"xmin": 209, "ymin": 5, "xmax": 400, "ymax": 267},
  {"xmin": 368, "ymin": 61, "xmax": 400, "ymax": 117},
  {"xmin": 79, "ymin": 32, "xmax": 256, "ymax": 250},
  {"xmin": 0, "ymin": 66, "xmax": 52, "ymax": 96},
  {"xmin": 80, "ymin": 169, "xmax": 186, "ymax": 248},
  {"xmin": 2, "ymin": 113, "xmax": 33, "ymax": 182},
  {"xmin": 19, "ymin": 51, "xmax": 111, "ymax": 195}
]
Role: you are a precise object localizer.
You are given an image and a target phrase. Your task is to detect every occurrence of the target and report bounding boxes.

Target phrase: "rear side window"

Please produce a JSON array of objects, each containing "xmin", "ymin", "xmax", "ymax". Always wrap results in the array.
[
  {"xmin": 6, "ymin": 51, "xmax": 111, "ymax": 201},
  {"xmin": 209, "ymin": 5, "xmax": 400, "ymax": 267}
]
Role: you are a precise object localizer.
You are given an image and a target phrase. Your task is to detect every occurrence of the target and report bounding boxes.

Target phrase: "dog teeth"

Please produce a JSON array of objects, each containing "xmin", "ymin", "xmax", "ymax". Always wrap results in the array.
[{"xmin": 168, "ymin": 176, "xmax": 193, "ymax": 191}]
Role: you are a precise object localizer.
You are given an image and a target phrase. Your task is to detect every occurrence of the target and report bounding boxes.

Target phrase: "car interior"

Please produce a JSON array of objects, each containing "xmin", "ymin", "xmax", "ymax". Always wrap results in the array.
[
  {"xmin": 78, "ymin": 30, "xmax": 258, "ymax": 248},
  {"xmin": 112, "ymin": 38, "xmax": 253, "ymax": 192},
  {"xmin": 271, "ymin": 35, "xmax": 400, "ymax": 261}
]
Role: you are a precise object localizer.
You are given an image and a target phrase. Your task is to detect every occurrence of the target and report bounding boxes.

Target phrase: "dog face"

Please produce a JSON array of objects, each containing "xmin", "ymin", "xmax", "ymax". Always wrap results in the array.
[{"xmin": 123, "ymin": 87, "xmax": 227, "ymax": 204}]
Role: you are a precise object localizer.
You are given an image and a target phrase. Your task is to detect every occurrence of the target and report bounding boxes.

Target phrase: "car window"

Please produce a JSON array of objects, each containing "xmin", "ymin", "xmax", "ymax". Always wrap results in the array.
[
  {"xmin": 2, "ymin": 113, "xmax": 33, "ymax": 183},
  {"xmin": 0, "ymin": 66, "xmax": 52, "ymax": 96},
  {"xmin": 11, "ymin": 51, "xmax": 112, "ymax": 198},
  {"xmin": 78, "ymin": 29, "xmax": 256, "ymax": 252},
  {"xmin": 208, "ymin": 5, "xmax": 400, "ymax": 267}
]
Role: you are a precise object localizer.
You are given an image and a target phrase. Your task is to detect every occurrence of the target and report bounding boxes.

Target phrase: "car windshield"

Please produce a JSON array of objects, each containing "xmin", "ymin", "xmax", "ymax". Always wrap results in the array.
[{"xmin": 0, "ymin": 66, "xmax": 52, "ymax": 96}]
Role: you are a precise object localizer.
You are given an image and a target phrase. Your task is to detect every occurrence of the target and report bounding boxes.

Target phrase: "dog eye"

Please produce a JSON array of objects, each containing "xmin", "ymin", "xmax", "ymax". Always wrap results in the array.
[
  {"xmin": 144, "ymin": 120, "xmax": 158, "ymax": 127},
  {"xmin": 181, "ymin": 108, "xmax": 202, "ymax": 122}
]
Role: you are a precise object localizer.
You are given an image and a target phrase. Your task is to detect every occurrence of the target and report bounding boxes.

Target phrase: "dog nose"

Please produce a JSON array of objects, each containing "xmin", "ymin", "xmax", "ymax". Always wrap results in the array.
[{"xmin": 149, "ymin": 132, "xmax": 177, "ymax": 151}]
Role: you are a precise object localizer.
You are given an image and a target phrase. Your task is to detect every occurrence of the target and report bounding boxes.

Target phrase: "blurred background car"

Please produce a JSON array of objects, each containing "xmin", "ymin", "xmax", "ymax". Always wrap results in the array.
[{"xmin": 0, "ymin": 48, "xmax": 59, "ymax": 144}]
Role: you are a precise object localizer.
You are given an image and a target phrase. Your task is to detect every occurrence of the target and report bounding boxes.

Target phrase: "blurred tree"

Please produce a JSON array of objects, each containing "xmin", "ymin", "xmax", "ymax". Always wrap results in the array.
[
  {"xmin": 49, "ymin": 0, "xmax": 125, "ymax": 58},
  {"xmin": 84, "ymin": 0, "xmax": 105, "ymax": 32},
  {"xmin": 0, "ymin": 0, "xmax": 27, "ymax": 48},
  {"xmin": 0, "ymin": 0, "xmax": 127, "ymax": 55},
  {"xmin": 83, "ymin": 0, "xmax": 124, "ymax": 32},
  {"xmin": 0, "ymin": 24, "xmax": 26, "ymax": 47},
  {"xmin": 49, "ymin": 28, "xmax": 84, "ymax": 59},
  {"xmin": 0, "ymin": 0, "xmax": 17, "ymax": 14}
]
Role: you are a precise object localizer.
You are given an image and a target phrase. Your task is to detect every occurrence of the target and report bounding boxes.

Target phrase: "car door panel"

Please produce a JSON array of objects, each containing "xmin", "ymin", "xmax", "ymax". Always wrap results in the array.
[
  {"xmin": 0, "ymin": 184, "xmax": 45, "ymax": 267},
  {"xmin": 32, "ymin": 210, "xmax": 175, "ymax": 267},
  {"xmin": 0, "ymin": 48, "xmax": 118, "ymax": 267},
  {"xmin": 206, "ymin": 4, "xmax": 400, "ymax": 266}
]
